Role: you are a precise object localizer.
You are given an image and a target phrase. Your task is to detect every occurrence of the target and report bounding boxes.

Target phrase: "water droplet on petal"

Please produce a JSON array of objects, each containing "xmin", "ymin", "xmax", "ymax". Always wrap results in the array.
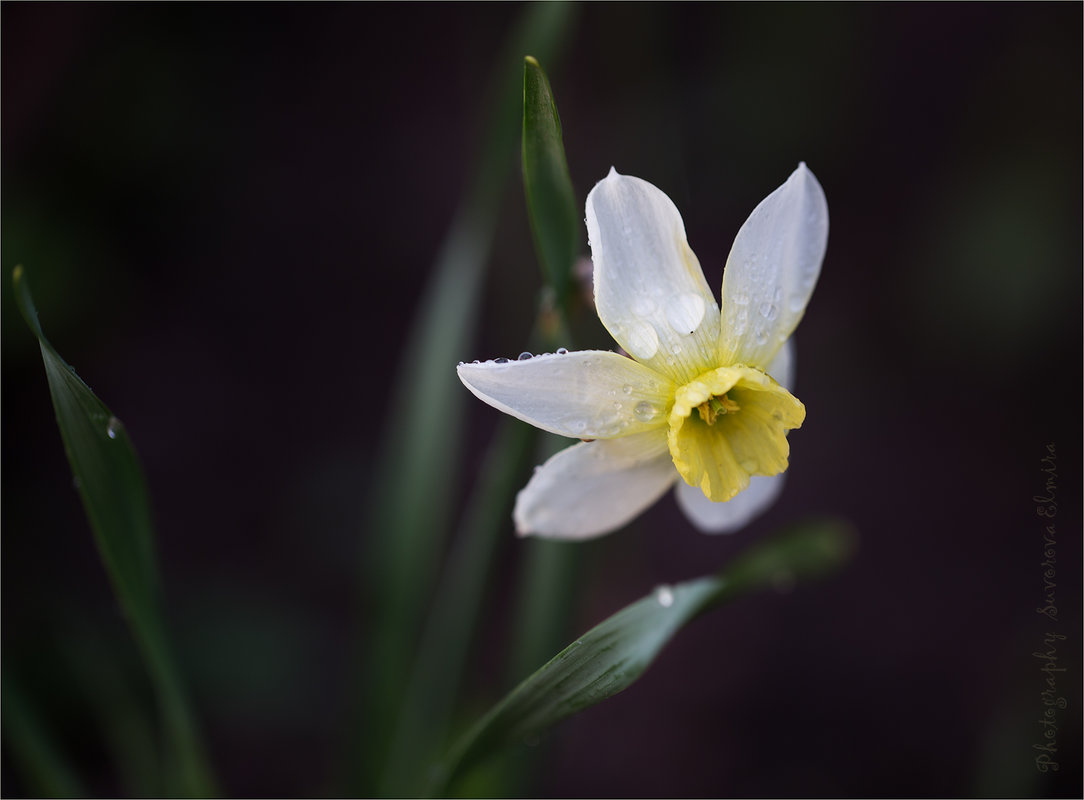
[
  {"xmin": 733, "ymin": 291, "xmax": 751, "ymax": 306},
  {"xmin": 740, "ymin": 459, "xmax": 758, "ymax": 473},
  {"xmin": 753, "ymin": 326, "xmax": 769, "ymax": 346},
  {"xmin": 518, "ymin": 351, "xmax": 533, "ymax": 360},
  {"xmin": 622, "ymin": 384, "xmax": 633, "ymax": 395},
  {"xmin": 665, "ymin": 292, "xmax": 706, "ymax": 334},
  {"xmin": 633, "ymin": 401, "xmax": 658, "ymax": 422},
  {"xmin": 572, "ymin": 420, "xmax": 587, "ymax": 434},
  {"xmin": 106, "ymin": 417, "xmax": 122, "ymax": 440},
  {"xmin": 655, "ymin": 585, "xmax": 674, "ymax": 607},
  {"xmin": 495, "ymin": 357, "xmax": 509, "ymax": 364},
  {"xmin": 556, "ymin": 347, "xmax": 569, "ymax": 355},
  {"xmin": 623, "ymin": 321, "xmax": 659, "ymax": 360},
  {"xmin": 758, "ymin": 302, "xmax": 778, "ymax": 321},
  {"xmin": 772, "ymin": 286, "xmax": 783, "ymax": 303}
]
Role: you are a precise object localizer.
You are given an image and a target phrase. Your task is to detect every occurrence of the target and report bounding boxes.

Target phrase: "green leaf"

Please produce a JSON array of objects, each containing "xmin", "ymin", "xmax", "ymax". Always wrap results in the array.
[
  {"xmin": 12, "ymin": 265, "xmax": 217, "ymax": 797},
  {"xmin": 352, "ymin": 3, "xmax": 576, "ymax": 794},
  {"xmin": 431, "ymin": 518, "xmax": 855, "ymax": 794},
  {"xmin": 522, "ymin": 55, "xmax": 578, "ymax": 318}
]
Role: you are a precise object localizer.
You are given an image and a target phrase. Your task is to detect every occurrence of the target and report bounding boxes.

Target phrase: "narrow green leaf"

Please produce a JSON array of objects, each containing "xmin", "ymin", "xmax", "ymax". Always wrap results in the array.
[
  {"xmin": 351, "ymin": 4, "xmax": 576, "ymax": 793},
  {"xmin": 432, "ymin": 519, "xmax": 855, "ymax": 793},
  {"xmin": 12, "ymin": 265, "xmax": 217, "ymax": 797},
  {"xmin": 377, "ymin": 418, "xmax": 538, "ymax": 797},
  {"xmin": 522, "ymin": 55, "xmax": 578, "ymax": 317}
]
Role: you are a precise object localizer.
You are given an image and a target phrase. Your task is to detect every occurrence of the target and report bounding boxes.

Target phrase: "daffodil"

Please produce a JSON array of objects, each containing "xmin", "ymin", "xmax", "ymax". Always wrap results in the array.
[{"xmin": 457, "ymin": 164, "xmax": 828, "ymax": 539}]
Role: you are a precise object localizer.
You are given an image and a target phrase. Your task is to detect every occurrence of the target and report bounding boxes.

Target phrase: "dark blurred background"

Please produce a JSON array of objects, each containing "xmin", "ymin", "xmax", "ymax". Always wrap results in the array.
[{"xmin": 3, "ymin": 3, "xmax": 1081, "ymax": 797}]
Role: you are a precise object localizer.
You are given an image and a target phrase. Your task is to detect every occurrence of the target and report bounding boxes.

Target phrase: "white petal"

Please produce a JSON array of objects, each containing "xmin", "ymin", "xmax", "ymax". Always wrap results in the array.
[
  {"xmin": 586, "ymin": 168, "xmax": 721, "ymax": 383},
  {"xmin": 719, "ymin": 163, "xmax": 828, "ymax": 369},
  {"xmin": 514, "ymin": 430, "xmax": 677, "ymax": 540},
  {"xmin": 456, "ymin": 350, "xmax": 673, "ymax": 439},
  {"xmin": 674, "ymin": 473, "xmax": 786, "ymax": 534},
  {"xmin": 764, "ymin": 337, "xmax": 795, "ymax": 391}
]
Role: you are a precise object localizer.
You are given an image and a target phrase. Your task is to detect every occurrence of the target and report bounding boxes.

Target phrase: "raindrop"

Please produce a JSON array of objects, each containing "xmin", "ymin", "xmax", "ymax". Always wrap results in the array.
[
  {"xmin": 106, "ymin": 417, "xmax": 122, "ymax": 440},
  {"xmin": 655, "ymin": 585, "xmax": 675, "ymax": 607},
  {"xmin": 518, "ymin": 351, "xmax": 533, "ymax": 360},
  {"xmin": 623, "ymin": 321, "xmax": 659, "ymax": 360},
  {"xmin": 495, "ymin": 357, "xmax": 509, "ymax": 364},
  {"xmin": 633, "ymin": 401, "xmax": 658, "ymax": 422},
  {"xmin": 556, "ymin": 347, "xmax": 569, "ymax": 355},
  {"xmin": 758, "ymin": 302, "xmax": 778, "ymax": 321},
  {"xmin": 665, "ymin": 292, "xmax": 706, "ymax": 334}
]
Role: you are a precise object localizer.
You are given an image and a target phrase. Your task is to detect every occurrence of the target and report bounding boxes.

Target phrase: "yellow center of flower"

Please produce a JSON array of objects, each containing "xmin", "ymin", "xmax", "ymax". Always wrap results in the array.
[{"xmin": 666, "ymin": 366, "xmax": 805, "ymax": 502}]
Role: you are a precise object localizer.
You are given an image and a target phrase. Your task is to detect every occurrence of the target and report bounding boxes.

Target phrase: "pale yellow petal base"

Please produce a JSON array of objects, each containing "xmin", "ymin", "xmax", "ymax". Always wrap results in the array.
[{"xmin": 666, "ymin": 366, "xmax": 805, "ymax": 502}]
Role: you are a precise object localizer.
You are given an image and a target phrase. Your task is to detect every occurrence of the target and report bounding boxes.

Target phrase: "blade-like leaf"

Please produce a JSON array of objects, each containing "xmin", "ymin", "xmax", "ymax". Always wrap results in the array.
[
  {"xmin": 432, "ymin": 518, "xmax": 855, "ymax": 794},
  {"xmin": 12, "ymin": 265, "xmax": 217, "ymax": 797},
  {"xmin": 353, "ymin": 4, "xmax": 576, "ymax": 794},
  {"xmin": 522, "ymin": 55, "xmax": 578, "ymax": 318}
]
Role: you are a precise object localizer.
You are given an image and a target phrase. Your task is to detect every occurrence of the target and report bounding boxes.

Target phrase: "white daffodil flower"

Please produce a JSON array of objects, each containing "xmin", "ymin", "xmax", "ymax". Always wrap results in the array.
[{"xmin": 457, "ymin": 164, "xmax": 828, "ymax": 540}]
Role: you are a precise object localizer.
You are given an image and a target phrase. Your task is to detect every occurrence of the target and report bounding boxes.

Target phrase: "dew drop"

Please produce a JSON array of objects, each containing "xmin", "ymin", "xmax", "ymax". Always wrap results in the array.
[
  {"xmin": 572, "ymin": 420, "xmax": 587, "ymax": 434},
  {"xmin": 495, "ymin": 357, "xmax": 509, "ymax": 364},
  {"xmin": 758, "ymin": 302, "xmax": 778, "ymax": 321},
  {"xmin": 740, "ymin": 459, "xmax": 758, "ymax": 473},
  {"xmin": 633, "ymin": 401, "xmax": 658, "ymax": 422},
  {"xmin": 665, "ymin": 292, "xmax": 706, "ymax": 334},
  {"xmin": 772, "ymin": 286, "xmax": 783, "ymax": 303},
  {"xmin": 556, "ymin": 347, "xmax": 569, "ymax": 355},
  {"xmin": 788, "ymin": 292, "xmax": 807, "ymax": 313},
  {"xmin": 518, "ymin": 351, "xmax": 533, "ymax": 360},
  {"xmin": 753, "ymin": 326, "xmax": 769, "ymax": 346},
  {"xmin": 732, "ymin": 290, "xmax": 751, "ymax": 306},
  {"xmin": 622, "ymin": 384, "xmax": 633, "ymax": 395},
  {"xmin": 106, "ymin": 417, "xmax": 122, "ymax": 440},
  {"xmin": 612, "ymin": 401, "xmax": 623, "ymax": 411},
  {"xmin": 655, "ymin": 584, "xmax": 674, "ymax": 607},
  {"xmin": 623, "ymin": 321, "xmax": 659, "ymax": 360}
]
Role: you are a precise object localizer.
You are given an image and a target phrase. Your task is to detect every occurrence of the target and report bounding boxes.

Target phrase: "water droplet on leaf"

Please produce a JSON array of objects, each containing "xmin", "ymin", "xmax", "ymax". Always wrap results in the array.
[
  {"xmin": 655, "ymin": 585, "xmax": 674, "ymax": 607},
  {"xmin": 106, "ymin": 417, "xmax": 122, "ymax": 440}
]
